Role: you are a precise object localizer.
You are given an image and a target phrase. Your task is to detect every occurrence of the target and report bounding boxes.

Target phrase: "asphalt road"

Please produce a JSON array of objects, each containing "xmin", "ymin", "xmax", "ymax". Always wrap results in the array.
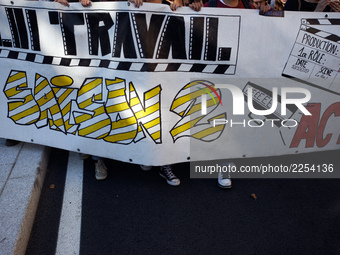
[{"xmin": 26, "ymin": 148, "xmax": 340, "ymax": 255}]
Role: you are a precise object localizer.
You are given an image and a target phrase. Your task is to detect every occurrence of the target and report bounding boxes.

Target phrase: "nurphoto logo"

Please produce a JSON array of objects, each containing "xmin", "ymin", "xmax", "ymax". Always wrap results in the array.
[{"xmin": 199, "ymin": 83, "xmax": 312, "ymax": 128}]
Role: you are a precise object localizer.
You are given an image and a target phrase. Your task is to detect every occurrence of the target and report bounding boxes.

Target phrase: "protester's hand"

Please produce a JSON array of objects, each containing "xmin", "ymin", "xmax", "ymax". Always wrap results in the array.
[
  {"xmin": 259, "ymin": 1, "xmax": 271, "ymax": 14},
  {"xmin": 129, "ymin": 0, "xmax": 143, "ymax": 8},
  {"xmin": 189, "ymin": 0, "xmax": 203, "ymax": 11},
  {"xmin": 55, "ymin": 0, "xmax": 70, "ymax": 7},
  {"xmin": 170, "ymin": 2, "xmax": 181, "ymax": 11},
  {"xmin": 314, "ymin": 0, "xmax": 330, "ymax": 11},
  {"xmin": 330, "ymin": 0, "xmax": 340, "ymax": 11},
  {"xmin": 79, "ymin": 0, "xmax": 91, "ymax": 7}
]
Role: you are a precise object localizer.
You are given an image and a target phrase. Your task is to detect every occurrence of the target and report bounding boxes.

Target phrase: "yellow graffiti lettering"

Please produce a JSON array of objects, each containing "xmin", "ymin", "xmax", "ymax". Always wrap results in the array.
[
  {"xmin": 4, "ymin": 71, "xmax": 40, "ymax": 125},
  {"xmin": 74, "ymin": 78, "xmax": 111, "ymax": 139},
  {"xmin": 129, "ymin": 83, "xmax": 162, "ymax": 144},
  {"xmin": 104, "ymin": 78, "xmax": 138, "ymax": 144},
  {"xmin": 170, "ymin": 80, "xmax": 226, "ymax": 142},
  {"xmin": 34, "ymin": 74, "xmax": 65, "ymax": 132},
  {"xmin": 4, "ymin": 71, "xmax": 226, "ymax": 145},
  {"xmin": 52, "ymin": 86, "xmax": 78, "ymax": 134}
]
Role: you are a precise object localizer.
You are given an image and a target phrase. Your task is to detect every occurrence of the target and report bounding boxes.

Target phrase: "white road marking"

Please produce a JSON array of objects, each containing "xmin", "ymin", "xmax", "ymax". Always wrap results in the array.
[{"xmin": 55, "ymin": 152, "xmax": 83, "ymax": 255}]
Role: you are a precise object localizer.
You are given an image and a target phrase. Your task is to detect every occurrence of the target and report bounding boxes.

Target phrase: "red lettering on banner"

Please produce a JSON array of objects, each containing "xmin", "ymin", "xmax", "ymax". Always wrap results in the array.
[
  {"xmin": 316, "ymin": 102, "xmax": 340, "ymax": 147},
  {"xmin": 290, "ymin": 103, "xmax": 320, "ymax": 148},
  {"xmin": 290, "ymin": 103, "xmax": 340, "ymax": 148}
]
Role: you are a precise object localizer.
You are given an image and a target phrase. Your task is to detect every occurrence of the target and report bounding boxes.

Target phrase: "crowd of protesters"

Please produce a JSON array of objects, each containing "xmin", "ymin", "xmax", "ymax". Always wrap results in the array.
[{"xmin": 50, "ymin": 0, "xmax": 340, "ymax": 12}]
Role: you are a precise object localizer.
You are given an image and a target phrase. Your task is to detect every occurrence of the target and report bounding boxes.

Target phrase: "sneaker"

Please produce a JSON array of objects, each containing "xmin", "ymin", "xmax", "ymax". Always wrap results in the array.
[
  {"xmin": 217, "ymin": 162, "xmax": 234, "ymax": 189},
  {"xmin": 140, "ymin": 165, "xmax": 152, "ymax": 171},
  {"xmin": 95, "ymin": 159, "xmax": 108, "ymax": 180},
  {"xmin": 159, "ymin": 165, "xmax": 180, "ymax": 186}
]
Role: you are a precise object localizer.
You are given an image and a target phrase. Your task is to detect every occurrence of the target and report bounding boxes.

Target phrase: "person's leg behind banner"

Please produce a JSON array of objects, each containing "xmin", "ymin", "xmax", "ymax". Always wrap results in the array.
[
  {"xmin": 217, "ymin": 162, "xmax": 234, "ymax": 189},
  {"xmin": 92, "ymin": 156, "xmax": 108, "ymax": 180},
  {"xmin": 79, "ymin": 154, "xmax": 108, "ymax": 180}
]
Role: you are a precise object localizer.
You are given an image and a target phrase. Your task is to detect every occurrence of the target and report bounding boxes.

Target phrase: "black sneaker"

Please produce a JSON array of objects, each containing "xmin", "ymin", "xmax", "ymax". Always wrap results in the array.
[{"xmin": 159, "ymin": 165, "xmax": 180, "ymax": 186}]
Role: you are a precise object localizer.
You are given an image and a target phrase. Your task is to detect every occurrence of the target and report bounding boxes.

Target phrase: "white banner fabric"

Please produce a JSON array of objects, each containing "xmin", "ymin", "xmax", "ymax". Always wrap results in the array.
[{"xmin": 0, "ymin": 0, "xmax": 339, "ymax": 165}]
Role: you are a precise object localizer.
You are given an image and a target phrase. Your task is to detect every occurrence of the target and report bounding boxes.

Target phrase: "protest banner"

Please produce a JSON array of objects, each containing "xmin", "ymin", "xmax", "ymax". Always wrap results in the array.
[{"xmin": 0, "ymin": 0, "xmax": 339, "ymax": 165}]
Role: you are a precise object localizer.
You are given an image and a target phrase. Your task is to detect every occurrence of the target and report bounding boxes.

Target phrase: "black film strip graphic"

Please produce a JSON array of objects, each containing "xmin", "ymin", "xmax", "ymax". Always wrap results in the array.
[{"xmin": 0, "ymin": 48, "xmax": 235, "ymax": 74}]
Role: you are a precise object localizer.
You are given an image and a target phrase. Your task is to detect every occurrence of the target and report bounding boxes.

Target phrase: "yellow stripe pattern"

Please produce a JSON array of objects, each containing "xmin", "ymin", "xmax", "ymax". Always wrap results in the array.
[
  {"xmin": 4, "ymin": 71, "xmax": 40, "ymax": 125},
  {"xmin": 170, "ymin": 80, "xmax": 226, "ymax": 142},
  {"xmin": 3, "ymin": 73, "xmax": 226, "ymax": 144},
  {"xmin": 52, "ymin": 87, "xmax": 78, "ymax": 134},
  {"xmin": 129, "ymin": 83, "xmax": 162, "ymax": 144},
  {"xmin": 34, "ymin": 74, "xmax": 66, "ymax": 132},
  {"xmin": 104, "ymin": 78, "xmax": 138, "ymax": 144},
  {"xmin": 74, "ymin": 78, "xmax": 111, "ymax": 139}
]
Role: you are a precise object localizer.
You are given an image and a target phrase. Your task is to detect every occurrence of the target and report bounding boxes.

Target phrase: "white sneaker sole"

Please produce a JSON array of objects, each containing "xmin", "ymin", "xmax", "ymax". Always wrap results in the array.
[
  {"xmin": 140, "ymin": 165, "xmax": 152, "ymax": 171},
  {"xmin": 218, "ymin": 183, "xmax": 232, "ymax": 189},
  {"xmin": 96, "ymin": 174, "xmax": 107, "ymax": 181}
]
